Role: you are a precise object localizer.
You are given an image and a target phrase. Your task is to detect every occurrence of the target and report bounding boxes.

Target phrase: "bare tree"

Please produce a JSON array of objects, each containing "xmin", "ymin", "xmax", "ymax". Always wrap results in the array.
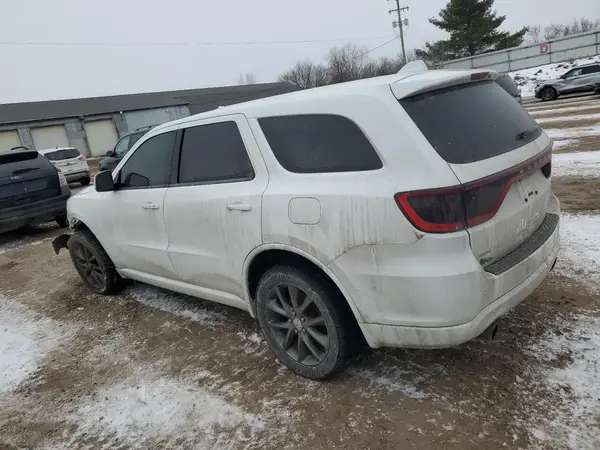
[
  {"xmin": 278, "ymin": 59, "xmax": 329, "ymax": 89},
  {"xmin": 326, "ymin": 43, "xmax": 369, "ymax": 84},
  {"xmin": 238, "ymin": 72, "xmax": 257, "ymax": 85},
  {"xmin": 543, "ymin": 24, "xmax": 565, "ymax": 40},
  {"xmin": 525, "ymin": 25, "xmax": 542, "ymax": 43}
]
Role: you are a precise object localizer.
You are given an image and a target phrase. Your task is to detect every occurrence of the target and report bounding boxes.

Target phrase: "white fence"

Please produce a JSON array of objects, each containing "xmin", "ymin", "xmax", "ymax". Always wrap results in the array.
[{"xmin": 442, "ymin": 30, "xmax": 600, "ymax": 73}]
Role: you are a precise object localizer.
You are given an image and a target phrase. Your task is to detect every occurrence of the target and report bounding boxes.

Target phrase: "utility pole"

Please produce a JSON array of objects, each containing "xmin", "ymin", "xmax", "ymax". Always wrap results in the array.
[{"xmin": 389, "ymin": 1, "xmax": 409, "ymax": 63}]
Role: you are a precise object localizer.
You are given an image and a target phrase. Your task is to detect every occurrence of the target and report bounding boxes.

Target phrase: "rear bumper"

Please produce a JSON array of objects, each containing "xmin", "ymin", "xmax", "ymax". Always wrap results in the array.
[
  {"xmin": 329, "ymin": 213, "xmax": 560, "ymax": 349},
  {"xmin": 0, "ymin": 191, "xmax": 70, "ymax": 233},
  {"xmin": 64, "ymin": 170, "xmax": 90, "ymax": 182}
]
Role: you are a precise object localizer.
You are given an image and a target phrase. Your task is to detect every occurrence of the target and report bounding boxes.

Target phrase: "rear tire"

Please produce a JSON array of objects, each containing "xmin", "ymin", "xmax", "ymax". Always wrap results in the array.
[
  {"xmin": 80, "ymin": 177, "xmax": 91, "ymax": 186},
  {"xmin": 67, "ymin": 229, "xmax": 123, "ymax": 295},
  {"xmin": 540, "ymin": 87, "xmax": 557, "ymax": 102},
  {"xmin": 256, "ymin": 265, "xmax": 354, "ymax": 380}
]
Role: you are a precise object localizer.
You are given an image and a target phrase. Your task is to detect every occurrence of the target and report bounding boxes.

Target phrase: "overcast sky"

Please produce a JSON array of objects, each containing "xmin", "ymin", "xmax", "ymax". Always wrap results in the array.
[{"xmin": 1, "ymin": 0, "xmax": 598, "ymax": 103}]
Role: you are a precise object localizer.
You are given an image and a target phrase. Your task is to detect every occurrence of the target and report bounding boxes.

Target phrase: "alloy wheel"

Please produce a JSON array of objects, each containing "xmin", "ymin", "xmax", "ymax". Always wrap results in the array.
[
  {"xmin": 72, "ymin": 243, "xmax": 105, "ymax": 290},
  {"xmin": 264, "ymin": 283, "xmax": 330, "ymax": 367}
]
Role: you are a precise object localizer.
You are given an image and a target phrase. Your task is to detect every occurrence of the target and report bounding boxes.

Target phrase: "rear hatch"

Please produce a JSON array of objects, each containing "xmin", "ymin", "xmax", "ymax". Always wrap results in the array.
[
  {"xmin": 0, "ymin": 151, "xmax": 62, "ymax": 210},
  {"xmin": 394, "ymin": 76, "xmax": 553, "ymax": 270},
  {"xmin": 43, "ymin": 148, "xmax": 87, "ymax": 175}
]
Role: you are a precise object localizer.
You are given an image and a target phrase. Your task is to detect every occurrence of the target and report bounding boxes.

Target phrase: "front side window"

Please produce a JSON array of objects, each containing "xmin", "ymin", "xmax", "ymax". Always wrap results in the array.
[
  {"xmin": 564, "ymin": 68, "xmax": 583, "ymax": 79},
  {"xmin": 258, "ymin": 114, "xmax": 382, "ymax": 173},
  {"xmin": 113, "ymin": 135, "xmax": 131, "ymax": 157},
  {"xmin": 177, "ymin": 121, "xmax": 254, "ymax": 184},
  {"xmin": 118, "ymin": 131, "xmax": 176, "ymax": 188}
]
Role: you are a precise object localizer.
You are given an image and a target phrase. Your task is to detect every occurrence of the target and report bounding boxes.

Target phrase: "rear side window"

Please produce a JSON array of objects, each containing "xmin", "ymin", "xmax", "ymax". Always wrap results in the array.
[
  {"xmin": 582, "ymin": 65, "xmax": 600, "ymax": 74},
  {"xmin": 400, "ymin": 81, "xmax": 542, "ymax": 164},
  {"xmin": 119, "ymin": 131, "xmax": 176, "ymax": 188},
  {"xmin": 258, "ymin": 114, "xmax": 382, "ymax": 173},
  {"xmin": 178, "ymin": 121, "xmax": 254, "ymax": 184},
  {"xmin": 43, "ymin": 148, "xmax": 80, "ymax": 161}
]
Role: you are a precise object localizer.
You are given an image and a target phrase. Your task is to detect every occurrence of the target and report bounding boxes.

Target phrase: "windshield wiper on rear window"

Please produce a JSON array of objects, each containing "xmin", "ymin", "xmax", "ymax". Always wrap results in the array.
[{"xmin": 516, "ymin": 125, "xmax": 541, "ymax": 141}]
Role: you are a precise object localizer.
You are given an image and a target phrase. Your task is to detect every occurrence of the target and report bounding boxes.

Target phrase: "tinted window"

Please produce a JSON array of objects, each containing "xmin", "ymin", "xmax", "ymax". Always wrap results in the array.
[
  {"xmin": 178, "ymin": 121, "xmax": 253, "ymax": 184},
  {"xmin": 495, "ymin": 76, "xmax": 519, "ymax": 96},
  {"xmin": 119, "ymin": 131, "xmax": 176, "ymax": 188},
  {"xmin": 43, "ymin": 148, "xmax": 81, "ymax": 161},
  {"xmin": 582, "ymin": 65, "xmax": 600, "ymax": 74},
  {"xmin": 259, "ymin": 114, "xmax": 382, "ymax": 173},
  {"xmin": 130, "ymin": 132, "xmax": 146, "ymax": 147},
  {"xmin": 400, "ymin": 81, "xmax": 542, "ymax": 164},
  {"xmin": 0, "ymin": 151, "xmax": 52, "ymax": 177},
  {"xmin": 564, "ymin": 68, "xmax": 583, "ymax": 78}
]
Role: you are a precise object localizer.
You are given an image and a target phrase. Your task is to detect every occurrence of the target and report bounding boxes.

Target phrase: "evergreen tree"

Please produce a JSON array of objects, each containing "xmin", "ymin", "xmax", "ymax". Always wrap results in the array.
[{"xmin": 421, "ymin": 0, "xmax": 526, "ymax": 61}]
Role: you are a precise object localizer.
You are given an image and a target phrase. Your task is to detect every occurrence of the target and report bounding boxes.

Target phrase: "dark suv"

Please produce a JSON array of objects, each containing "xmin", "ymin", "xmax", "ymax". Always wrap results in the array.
[
  {"xmin": 0, "ymin": 149, "xmax": 70, "ymax": 233},
  {"xmin": 99, "ymin": 127, "xmax": 151, "ymax": 172}
]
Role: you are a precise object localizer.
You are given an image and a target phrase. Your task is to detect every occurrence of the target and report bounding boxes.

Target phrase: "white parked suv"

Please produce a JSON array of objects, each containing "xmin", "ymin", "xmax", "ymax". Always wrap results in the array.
[
  {"xmin": 53, "ymin": 63, "xmax": 560, "ymax": 379},
  {"xmin": 39, "ymin": 147, "xmax": 91, "ymax": 186}
]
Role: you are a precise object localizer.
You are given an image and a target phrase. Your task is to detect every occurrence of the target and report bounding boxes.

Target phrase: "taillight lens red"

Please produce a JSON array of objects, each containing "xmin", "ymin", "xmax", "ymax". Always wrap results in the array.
[
  {"xmin": 395, "ymin": 150, "xmax": 552, "ymax": 234},
  {"xmin": 78, "ymin": 155, "xmax": 86, "ymax": 161}
]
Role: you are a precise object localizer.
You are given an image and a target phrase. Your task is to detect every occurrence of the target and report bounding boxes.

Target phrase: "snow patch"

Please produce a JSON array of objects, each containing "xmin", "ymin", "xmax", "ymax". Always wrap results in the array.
[
  {"xmin": 555, "ymin": 212, "xmax": 600, "ymax": 291},
  {"xmin": 527, "ymin": 314, "xmax": 600, "ymax": 449},
  {"xmin": 529, "ymin": 103, "xmax": 600, "ymax": 117},
  {"xmin": 551, "ymin": 139, "xmax": 580, "ymax": 151},
  {"xmin": 0, "ymin": 295, "xmax": 75, "ymax": 393},
  {"xmin": 536, "ymin": 112, "xmax": 600, "ymax": 124},
  {"xmin": 552, "ymin": 151, "xmax": 600, "ymax": 178},
  {"xmin": 64, "ymin": 370, "xmax": 265, "ymax": 449},
  {"xmin": 545, "ymin": 124, "xmax": 600, "ymax": 140},
  {"xmin": 125, "ymin": 284, "xmax": 225, "ymax": 325}
]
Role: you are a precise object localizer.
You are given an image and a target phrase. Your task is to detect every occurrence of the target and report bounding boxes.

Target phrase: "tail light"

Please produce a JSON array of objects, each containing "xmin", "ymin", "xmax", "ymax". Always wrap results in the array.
[
  {"xmin": 58, "ymin": 171, "xmax": 68, "ymax": 187},
  {"xmin": 78, "ymin": 155, "xmax": 86, "ymax": 161},
  {"xmin": 395, "ymin": 150, "xmax": 552, "ymax": 233}
]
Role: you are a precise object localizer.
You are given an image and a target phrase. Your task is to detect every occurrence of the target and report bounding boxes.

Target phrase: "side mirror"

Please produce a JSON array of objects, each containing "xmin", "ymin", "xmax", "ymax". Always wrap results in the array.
[
  {"xmin": 95, "ymin": 170, "xmax": 115, "ymax": 192},
  {"xmin": 106, "ymin": 150, "xmax": 114, "ymax": 157}
]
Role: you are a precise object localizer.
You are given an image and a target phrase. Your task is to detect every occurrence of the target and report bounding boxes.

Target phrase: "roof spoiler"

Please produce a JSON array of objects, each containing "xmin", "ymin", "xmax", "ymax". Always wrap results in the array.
[{"xmin": 398, "ymin": 60, "xmax": 428, "ymax": 74}]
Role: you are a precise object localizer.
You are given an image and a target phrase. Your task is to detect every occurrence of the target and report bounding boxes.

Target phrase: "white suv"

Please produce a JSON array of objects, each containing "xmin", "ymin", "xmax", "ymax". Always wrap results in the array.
[{"xmin": 53, "ymin": 64, "xmax": 560, "ymax": 380}]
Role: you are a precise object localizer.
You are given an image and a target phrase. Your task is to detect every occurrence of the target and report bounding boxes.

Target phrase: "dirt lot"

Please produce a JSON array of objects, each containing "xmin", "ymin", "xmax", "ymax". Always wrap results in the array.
[{"xmin": 1, "ymin": 101, "xmax": 599, "ymax": 450}]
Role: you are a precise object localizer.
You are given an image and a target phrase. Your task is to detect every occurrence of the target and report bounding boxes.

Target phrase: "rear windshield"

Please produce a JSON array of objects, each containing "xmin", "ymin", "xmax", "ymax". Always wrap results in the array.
[
  {"xmin": 43, "ymin": 148, "xmax": 80, "ymax": 161},
  {"xmin": 0, "ymin": 151, "xmax": 50, "ymax": 176},
  {"xmin": 495, "ymin": 76, "xmax": 519, "ymax": 96},
  {"xmin": 400, "ymin": 80, "xmax": 541, "ymax": 164}
]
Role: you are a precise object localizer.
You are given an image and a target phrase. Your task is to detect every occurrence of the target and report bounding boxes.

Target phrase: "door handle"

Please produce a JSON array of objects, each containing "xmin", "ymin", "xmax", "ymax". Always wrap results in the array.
[
  {"xmin": 142, "ymin": 202, "xmax": 160, "ymax": 210},
  {"xmin": 226, "ymin": 202, "xmax": 252, "ymax": 212}
]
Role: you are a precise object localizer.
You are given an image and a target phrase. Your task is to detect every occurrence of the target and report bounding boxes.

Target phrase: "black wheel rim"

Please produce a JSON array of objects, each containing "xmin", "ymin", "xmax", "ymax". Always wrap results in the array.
[
  {"xmin": 72, "ymin": 243, "xmax": 104, "ymax": 290},
  {"xmin": 265, "ymin": 283, "xmax": 330, "ymax": 367}
]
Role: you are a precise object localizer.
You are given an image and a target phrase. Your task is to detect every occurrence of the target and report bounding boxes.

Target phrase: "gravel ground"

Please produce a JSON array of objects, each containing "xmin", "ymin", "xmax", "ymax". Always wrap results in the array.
[{"xmin": 1, "ymin": 100, "xmax": 599, "ymax": 450}]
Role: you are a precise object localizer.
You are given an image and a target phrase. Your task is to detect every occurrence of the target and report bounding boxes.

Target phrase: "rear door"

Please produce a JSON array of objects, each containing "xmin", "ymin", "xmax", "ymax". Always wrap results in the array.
[
  {"xmin": 398, "ymin": 79, "xmax": 553, "ymax": 267},
  {"xmin": 0, "ymin": 151, "xmax": 61, "ymax": 212},
  {"xmin": 163, "ymin": 116, "xmax": 267, "ymax": 301}
]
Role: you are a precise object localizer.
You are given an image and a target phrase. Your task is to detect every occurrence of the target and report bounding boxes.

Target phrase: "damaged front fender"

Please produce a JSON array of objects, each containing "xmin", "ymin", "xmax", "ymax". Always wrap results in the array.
[{"xmin": 52, "ymin": 234, "xmax": 71, "ymax": 255}]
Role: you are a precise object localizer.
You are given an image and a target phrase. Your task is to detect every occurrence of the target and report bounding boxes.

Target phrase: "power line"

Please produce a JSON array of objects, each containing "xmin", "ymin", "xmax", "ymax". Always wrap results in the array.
[
  {"xmin": 0, "ymin": 35, "xmax": 396, "ymax": 47},
  {"xmin": 360, "ymin": 36, "xmax": 400, "ymax": 57}
]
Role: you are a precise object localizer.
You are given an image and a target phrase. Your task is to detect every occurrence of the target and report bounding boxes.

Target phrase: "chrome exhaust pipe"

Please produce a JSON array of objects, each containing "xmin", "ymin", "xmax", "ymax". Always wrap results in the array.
[{"xmin": 479, "ymin": 321, "xmax": 500, "ymax": 342}]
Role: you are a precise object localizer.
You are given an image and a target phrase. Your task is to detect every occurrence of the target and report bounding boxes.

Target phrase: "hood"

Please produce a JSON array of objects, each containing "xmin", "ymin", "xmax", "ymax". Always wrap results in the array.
[{"xmin": 73, "ymin": 186, "xmax": 95, "ymax": 196}]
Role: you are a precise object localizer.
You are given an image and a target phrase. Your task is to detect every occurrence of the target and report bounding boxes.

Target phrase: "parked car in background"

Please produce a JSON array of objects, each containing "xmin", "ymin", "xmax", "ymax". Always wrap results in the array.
[
  {"xmin": 1, "ymin": 149, "xmax": 70, "ymax": 233},
  {"xmin": 535, "ymin": 62, "xmax": 600, "ymax": 101},
  {"xmin": 39, "ymin": 147, "xmax": 90, "ymax": 186},
  {"xmin": 495, "ymin": 74, "xmax": 522, "ymax": 104},
  {"xmin": 54, "ymin": 65, "xmax": 560, "ymax": 380},
  {"xmin": 99, "ymin": 127, "xmax": 152, "ymax": 172}
]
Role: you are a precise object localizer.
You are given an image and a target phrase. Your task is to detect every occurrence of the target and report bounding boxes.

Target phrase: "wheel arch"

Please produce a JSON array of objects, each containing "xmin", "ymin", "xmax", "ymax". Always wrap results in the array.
[{"xmin": 243, "ymin": 244, "xmax": 365, "ymax": 326}]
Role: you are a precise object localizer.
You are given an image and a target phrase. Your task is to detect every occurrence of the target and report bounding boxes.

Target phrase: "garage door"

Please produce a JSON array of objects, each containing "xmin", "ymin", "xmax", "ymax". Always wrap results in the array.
[
  {"xmin": 0, "ymin": 130, "xmax": 21, "ymax": 153},
  {"xmin": 84, "ymin": 120, "xmax": 119, "ymax": 157},
  {"xmin": 31, "ymin": 125, "xmax": 70, "ymax": 151}
]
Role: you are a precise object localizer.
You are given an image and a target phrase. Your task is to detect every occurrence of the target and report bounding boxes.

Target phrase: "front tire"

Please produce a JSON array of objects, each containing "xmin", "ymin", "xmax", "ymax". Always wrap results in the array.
[
  {"xmin": 256, "ymin": 265, "xmax": 354, "ymax": 380},
  {"xmin": 67, "ymin": 229, "xmax": 123, "ymax": 294},
  {"xmin": 80, "ymin": 177, "xmax": 91, "ymax": 186},
  {"xmin": 540, "ymin": 86, "xmax": 557, "ymax": 101}
]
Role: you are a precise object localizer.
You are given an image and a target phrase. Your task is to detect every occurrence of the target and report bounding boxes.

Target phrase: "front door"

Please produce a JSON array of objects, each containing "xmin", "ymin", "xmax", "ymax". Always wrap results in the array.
[
  {"xmin": 163, "ymin": 116, "xmax": 267, "ymax": 300},
  {"xmin": 105, "ymin": 129, "xmax": 179, "ymax": 279}
]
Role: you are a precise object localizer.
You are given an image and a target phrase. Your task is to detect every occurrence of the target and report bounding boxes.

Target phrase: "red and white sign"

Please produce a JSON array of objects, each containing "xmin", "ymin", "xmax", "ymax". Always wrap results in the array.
[{"xmin": 540, "ymin": 43, "xmax": 550, "ymax": 54}]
